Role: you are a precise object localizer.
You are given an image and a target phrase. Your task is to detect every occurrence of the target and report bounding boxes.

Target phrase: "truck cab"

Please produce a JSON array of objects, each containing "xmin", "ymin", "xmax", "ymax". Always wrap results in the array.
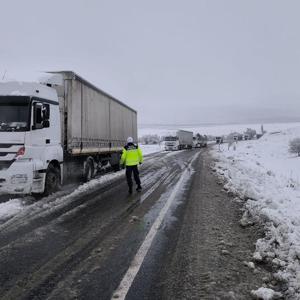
[
  {"xmin": 0, "ymin": 82, "xmax": 63, "ymax": 195},
  {"xmin": 215, "ymin": 136, "xmax": 223, "ymax": 144},
  {"xmin": 164, "ymin": 136, "xmax": 179, "ymax": 151}
]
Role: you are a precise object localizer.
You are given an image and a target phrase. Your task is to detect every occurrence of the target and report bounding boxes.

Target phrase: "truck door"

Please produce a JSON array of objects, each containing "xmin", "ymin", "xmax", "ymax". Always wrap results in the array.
[{"xmin": 26, "ymin": 99, "xmax": 54, "ymax": 166}]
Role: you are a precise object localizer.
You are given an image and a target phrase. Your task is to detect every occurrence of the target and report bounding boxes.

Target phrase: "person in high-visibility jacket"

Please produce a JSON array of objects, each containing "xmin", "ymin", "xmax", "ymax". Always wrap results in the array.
[{"xmin": 120, "ymin": 137, "xmax": 143, "ymax": 194}]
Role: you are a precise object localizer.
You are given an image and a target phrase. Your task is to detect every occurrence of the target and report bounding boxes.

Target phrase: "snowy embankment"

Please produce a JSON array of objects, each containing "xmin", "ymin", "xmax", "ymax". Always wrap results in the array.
[{"xmin": 212, "ymin": 127, "xmax": 300, "ymax": 299}]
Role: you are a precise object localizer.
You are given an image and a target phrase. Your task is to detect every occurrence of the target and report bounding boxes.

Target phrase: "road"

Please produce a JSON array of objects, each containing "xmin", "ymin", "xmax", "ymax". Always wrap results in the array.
[{"xmin": 0, "ymin": 149, "xmax": 274, "ymax": 300}]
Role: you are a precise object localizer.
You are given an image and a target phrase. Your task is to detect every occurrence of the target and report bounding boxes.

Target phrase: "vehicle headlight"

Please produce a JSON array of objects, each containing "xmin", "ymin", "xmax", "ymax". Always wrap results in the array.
[{"xmin": 11, "ymin": 174, "xmax": 28, "ymax": 184}]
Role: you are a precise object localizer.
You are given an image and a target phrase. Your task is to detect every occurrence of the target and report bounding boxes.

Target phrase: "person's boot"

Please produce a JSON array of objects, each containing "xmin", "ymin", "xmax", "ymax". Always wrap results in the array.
[
  {"xmin": 136, "ymin": 185, "xmax": 142, "ymax": 192},
  {"xmin": 128, "ymin": 186, "xmax": 133, "ymax": 194}
]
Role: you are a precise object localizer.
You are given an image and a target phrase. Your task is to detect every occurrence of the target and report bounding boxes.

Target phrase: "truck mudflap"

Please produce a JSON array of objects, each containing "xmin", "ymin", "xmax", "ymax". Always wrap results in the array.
[{"xmin": 0, "ymin": 160, "xmax": 39, "ymax": 195}]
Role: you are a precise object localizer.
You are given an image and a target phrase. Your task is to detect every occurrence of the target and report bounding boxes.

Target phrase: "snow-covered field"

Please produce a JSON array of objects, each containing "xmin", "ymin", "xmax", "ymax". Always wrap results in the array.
[
  {"xmin": 212, "ymin": 125, "xmax": 300, "ymax": 299},
  {"xmin": 139, "ymin": 122, "xmax": 300, "ymax": 138}
]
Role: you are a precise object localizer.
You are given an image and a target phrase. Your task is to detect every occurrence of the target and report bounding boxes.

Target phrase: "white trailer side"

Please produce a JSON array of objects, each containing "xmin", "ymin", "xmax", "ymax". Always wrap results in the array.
[
  {"xmin": 52, "ymin": 71, "xmax": 137, "ymax": 156},
  {"xmin": 52, "ymin": 71, "xmax": 137, "ymax": 180}
]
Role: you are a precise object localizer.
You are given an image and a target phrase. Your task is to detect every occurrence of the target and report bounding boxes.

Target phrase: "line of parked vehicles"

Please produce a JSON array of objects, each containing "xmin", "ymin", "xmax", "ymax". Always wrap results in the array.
[{"xmin": 163, "ymin": 130, "xmax": 207, "ymax": 151}]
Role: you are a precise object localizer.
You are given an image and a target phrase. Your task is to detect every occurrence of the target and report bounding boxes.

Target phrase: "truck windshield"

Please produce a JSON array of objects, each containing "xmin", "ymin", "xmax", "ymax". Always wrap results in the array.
[
  {"xmin": 164, "ymin": 136, "xmax": 177, "ymax": 141},
  {"xmin": 0, "ymin": 96, "xmax": 30, "ymax": 132}
]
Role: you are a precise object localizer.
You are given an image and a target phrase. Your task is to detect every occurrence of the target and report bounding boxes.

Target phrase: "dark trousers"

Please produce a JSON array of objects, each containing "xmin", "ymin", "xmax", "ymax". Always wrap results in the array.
[{"xmin": 126, "ymin": 165, "xmax": 141, "ymax": 189}]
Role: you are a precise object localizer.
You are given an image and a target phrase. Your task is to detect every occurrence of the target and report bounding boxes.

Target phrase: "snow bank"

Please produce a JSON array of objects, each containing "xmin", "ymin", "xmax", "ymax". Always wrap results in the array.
[
  {"xmin": 251, "ymin": 287, "xmax": 282, "ymax": 300},
  {"xmin": 212, "ymin": 125, "xmax": 300, "ymax": 299},
  {"xmin": 0, "ymin": 198, "xmax": 24, "ymax": 222}
]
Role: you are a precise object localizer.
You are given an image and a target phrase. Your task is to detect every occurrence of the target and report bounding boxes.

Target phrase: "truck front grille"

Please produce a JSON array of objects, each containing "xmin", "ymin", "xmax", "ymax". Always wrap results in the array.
[
  {"xmin": 0, "ymin": 160, "xmax": 14, "ymax": 171},
  {"xmin": 0, "ymin": 143, "xmax": 23, "ymax": 148}
]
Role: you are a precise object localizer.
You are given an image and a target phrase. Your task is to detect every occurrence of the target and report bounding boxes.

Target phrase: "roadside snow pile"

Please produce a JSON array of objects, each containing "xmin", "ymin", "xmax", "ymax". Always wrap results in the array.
[
  {"xmin": 251, "ymin": 287, "xmax": 282, "ymax": 300},
  {"xmin": 212, "ymin": 126, "xmax": 300, "ymax": 299},
  {"xmin": 0, "ymin": 198, "xmax": 24, "ymax": 222},
  {"xmin": 140, "ymin": 144, "xmax": 163, "ymax": 155}
]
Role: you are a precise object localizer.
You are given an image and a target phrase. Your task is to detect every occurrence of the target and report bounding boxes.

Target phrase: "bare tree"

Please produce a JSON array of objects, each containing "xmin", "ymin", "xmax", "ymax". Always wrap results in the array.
[
  {"xmin": 244, "ymin": 128, "xmax": 256, "ymax": 140},
  {"xmin": 289, "ymin": 138, "xmax": 300, "ymax": 156},
  {"xmin": 139, "ymin": 134, "xmax": 160, "ymax": 145}
]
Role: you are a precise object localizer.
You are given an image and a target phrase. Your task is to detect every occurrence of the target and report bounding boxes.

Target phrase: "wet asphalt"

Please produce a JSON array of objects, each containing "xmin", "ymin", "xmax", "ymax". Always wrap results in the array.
[{"xmin": 0, "ymin": 149, "xmax": 275, "ymax": 299}]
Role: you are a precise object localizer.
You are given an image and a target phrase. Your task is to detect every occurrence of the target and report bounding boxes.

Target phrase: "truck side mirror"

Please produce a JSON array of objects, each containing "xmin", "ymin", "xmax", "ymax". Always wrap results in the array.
[{"xmin": 43, "ymin": 120, "xmax": 50, "ymax": 128}]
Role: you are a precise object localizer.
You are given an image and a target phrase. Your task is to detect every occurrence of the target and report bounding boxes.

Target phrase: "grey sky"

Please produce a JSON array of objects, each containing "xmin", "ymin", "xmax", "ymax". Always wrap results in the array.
[{"xmin": 1, "ymin": 0, "xmax": 300, "ymax": 125}]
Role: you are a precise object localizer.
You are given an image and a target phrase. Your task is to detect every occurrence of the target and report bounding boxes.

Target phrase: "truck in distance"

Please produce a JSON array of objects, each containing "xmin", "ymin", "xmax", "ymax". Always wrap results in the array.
[
  {"xmin": 164, "ymin": 130, "xmax": 193, "ymax": 151},
  {"xmin": 193, "ymin": 134, "xmax": 208, "ymax": 148},
  {"xmin": 215, "ymin": 136, "xmax": 224, "ymax": 144},
  {"xmin": 0, "ymin": 71, "xmax": 137, "ymax": 195}
]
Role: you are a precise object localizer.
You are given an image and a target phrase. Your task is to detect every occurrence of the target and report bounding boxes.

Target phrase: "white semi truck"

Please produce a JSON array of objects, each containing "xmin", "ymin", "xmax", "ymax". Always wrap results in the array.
[
  {"xmin": 0, "ymin": 71, "xmax": 137, "ymax": 195},
  {"xmin": 164, "ymin": 130, "xmax": 193, "ymax": 151}
]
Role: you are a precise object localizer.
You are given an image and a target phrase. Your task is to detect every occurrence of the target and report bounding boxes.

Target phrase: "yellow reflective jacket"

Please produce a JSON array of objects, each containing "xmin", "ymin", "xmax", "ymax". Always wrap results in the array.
[{"xmin": 120, "ymin": 143, "xmax": 143, "ymax": 166}]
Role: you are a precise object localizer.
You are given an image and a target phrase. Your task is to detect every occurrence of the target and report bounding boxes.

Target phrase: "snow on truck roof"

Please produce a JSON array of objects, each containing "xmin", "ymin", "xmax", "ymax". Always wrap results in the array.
[
  {"xmin": 0, "ymin": 71, "xmax": 136, "ymax": 113},
  {"xmin": 47, "ymin": 71, "xmax": 137, "ymax": 114},
  {"xmin": 0, "ymin": 81, "xmax": 58, "ymax": 102}
]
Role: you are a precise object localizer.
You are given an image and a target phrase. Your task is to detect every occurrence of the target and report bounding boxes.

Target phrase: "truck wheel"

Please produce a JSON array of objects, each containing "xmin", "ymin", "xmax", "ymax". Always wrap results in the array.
[
  {"xmin": 84, "ymin": 159, "xmax": 94, "ymax": 182},
  {"xmin": 45, "ymin": 165, "xmax": 60, "ymax": 195}
]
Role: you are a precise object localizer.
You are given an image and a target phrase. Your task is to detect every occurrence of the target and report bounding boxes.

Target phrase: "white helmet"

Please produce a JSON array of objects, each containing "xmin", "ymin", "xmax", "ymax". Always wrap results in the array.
[{"xmin": 127, "ymin": 137, "xmax": 134, "ymax": 143}]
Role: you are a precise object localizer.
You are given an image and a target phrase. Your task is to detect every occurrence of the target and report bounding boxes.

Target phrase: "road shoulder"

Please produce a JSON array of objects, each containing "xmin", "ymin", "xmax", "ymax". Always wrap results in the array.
[{"xmin": 158, "ymin": 150, "xmax": 274, "ymax": 299}]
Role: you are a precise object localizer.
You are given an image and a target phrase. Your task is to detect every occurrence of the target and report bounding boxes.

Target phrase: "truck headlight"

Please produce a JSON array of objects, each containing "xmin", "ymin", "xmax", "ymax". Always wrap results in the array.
[{"xmin": 11, "ymin": 174, "xmax": 28, "ymax": 184}]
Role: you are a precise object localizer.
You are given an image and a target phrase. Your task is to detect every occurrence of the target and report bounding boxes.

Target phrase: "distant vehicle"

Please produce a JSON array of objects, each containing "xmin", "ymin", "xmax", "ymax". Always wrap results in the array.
[
  {"xmin": 193, "ymin": 135, "xmax": 208, "ymax": 148},
  {"xmin": 216, "ymin": 136, "xmax": 224, "ymax": 144},
  {"xmin": 164, "ymin": 130, "xmax": 193, "ymax": 151},
  {"xmin": 0, "ymin": 71, "xmax": 137, "ymax": 195},
  {"xmin": 226, "ymin": 132, "xmax": 242, "ymax": 142}
]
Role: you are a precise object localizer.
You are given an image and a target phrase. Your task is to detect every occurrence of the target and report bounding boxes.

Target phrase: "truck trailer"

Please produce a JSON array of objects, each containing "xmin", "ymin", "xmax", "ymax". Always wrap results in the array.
[
  {"xmin": 0, "ymin": 71, "xmax": 137, "ymax": 195},
  {"xmin": 164, "ymin": 130, "xmax": 193, "ymax": 151}
]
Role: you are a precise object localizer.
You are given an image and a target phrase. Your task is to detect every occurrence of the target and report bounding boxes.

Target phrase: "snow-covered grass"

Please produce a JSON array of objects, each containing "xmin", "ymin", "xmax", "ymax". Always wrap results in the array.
[
  {"xmin": 212, "ymin": 126, "xmax": 300, "ymax": 299},
  {"xmin": 140, "ymin": 143, "xmax": 163, "ymax": 156}
]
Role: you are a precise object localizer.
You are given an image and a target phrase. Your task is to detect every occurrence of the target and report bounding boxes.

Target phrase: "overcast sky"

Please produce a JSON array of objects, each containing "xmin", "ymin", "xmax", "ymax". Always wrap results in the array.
[{"xmin": 1, "ymin": 0, "xmax": 300, "ymax": 125}]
